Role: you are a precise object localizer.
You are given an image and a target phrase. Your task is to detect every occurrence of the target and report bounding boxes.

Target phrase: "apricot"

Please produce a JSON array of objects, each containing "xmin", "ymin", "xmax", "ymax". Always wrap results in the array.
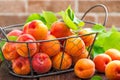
[
  {"xmin": 72, "ymin": 49, "xmax": 89, "ymax": 64},
  {"xmin": 50, "ymin": 21, "xmax": 73, "ymax": 38},
  {"xmin": 93, "ymin": 54, "xmax": 112, "ymax": 73},
  {"xmin": 2, "ymin": 29, "xmax": 23, "ymax": 60},
  {"xmin": 105, "ymin": 48, "xmax": 120, "ymax": 60},
  {"xmin": 105, "ymin": 60, "xmax": 120, "ymax": 80},
  {"xmin": 7, "ymin": 29, "xmax": 23, "ymax": 37},
  {"xmin": 23, "ymin": 20, "xmax": 48, "ymax": 40},
  {"xmin": 78, "ymin": 29, "xmax": 94, "ymax": 47},
  {"xmin": 40, "ymin": 34, "xmax": 60, "ymax": 57},
  {"xmin": 52, "ymin": 52, "xmax": 72, "ymax": 70},
  {"xmin": 32, "ymin": 53, "xmax": 52, "ymax": 74},
  {"xmin": 65, "ymin": 37, "xmax": 85, "ymax": 57},
  {"xmin": 16, "ymin": 34, "xmax": 38, "ymax": 57},
  {"xmin": 74, "ymin": 59, "xmax": 95, "ymax": 79},
  {"xmin": 12, "ymin": 57, "xmax": 30, "ymax": 75},
  {"xmin": 2, "ymin": 42, "xmax": 19, "ymax": 60}
]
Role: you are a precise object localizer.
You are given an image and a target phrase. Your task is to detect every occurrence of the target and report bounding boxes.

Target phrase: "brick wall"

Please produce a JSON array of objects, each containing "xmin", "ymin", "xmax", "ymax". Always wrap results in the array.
[{"xmin": 0, "ymin": 0, "xmax": 120, "ymax": 28}]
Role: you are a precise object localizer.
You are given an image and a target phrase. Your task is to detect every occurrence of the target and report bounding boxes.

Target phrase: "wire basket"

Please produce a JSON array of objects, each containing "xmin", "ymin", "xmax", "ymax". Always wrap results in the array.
[{"xmin": 0, "ymin": 4, "xmax": 108, "ymax": 79}]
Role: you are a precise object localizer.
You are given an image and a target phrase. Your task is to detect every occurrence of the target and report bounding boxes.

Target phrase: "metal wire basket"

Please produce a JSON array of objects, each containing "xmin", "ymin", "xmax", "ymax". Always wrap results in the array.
[{"xmin": 0, "ymin": 4, "xmax": 108, "ymax": 79}]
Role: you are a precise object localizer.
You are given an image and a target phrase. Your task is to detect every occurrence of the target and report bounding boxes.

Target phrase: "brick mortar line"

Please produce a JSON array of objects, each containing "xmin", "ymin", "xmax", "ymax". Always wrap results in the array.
[
  {"xmin": 0, "ymin": 12, "xmax": 120, "ymax": 16},
  {"xmin": 25, "ymin": 0, "xmax": 28, "ymax": 13},
  {"xmin": 0, "ymin": 0, "xmax": 25, "ymax": 1},
  {"xmin": 74, "ymin": 0, "xmax": 78, "ymax": 14},
  {"xmin": 0, "ymin": 13, "xmax": 29, "ymax": 16}
]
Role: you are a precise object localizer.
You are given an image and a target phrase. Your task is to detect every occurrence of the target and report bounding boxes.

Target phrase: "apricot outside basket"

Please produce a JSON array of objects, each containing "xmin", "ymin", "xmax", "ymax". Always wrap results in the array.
[{"xmin": 0, "ymin": 4, "xmax": 108, "ymax": 79}]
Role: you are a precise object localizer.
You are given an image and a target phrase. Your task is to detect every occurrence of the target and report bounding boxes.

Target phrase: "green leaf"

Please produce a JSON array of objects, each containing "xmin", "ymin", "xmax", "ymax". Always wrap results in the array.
[
  {"xmin": 93, "ymin": 26, "xmax": 120, "ymax": 57},
  {"xmin": 59, "ymin": 11, "xmax": 78, "ymax": 30},
  {"xmin": 92, "ymin": 24, "xmax": 106, "ymax": 33},
  {"xmin": 0, "ymin": 40, "xmax": 5, "ymax": 61},
  {"xmin": 26, "ymin": 13, "xmax": 46, "ymax": 24},
  {"xmin": 91, "ymin": 75, "xmax": 102, "ymax": 80},
  {"xmin": 93, "ymin": 45, "xmax": 105, "ymax": 57},
  {"xmin": 0, "ymin": 51, "xmax": 4, "ymax": 61},
  {"xmin": 0, "ymin": 41, "xmax": 5, "ymax": 48},
  {"xmin": 73, "ymin": 17, "xmax": 85, "ymax": 27},
  {"xmin": 59, "ymin": 6, "xmax": 84, "ymax": 30},
  {"xmin": 26, "ymin": 13, "xmax": 41, "ymax": 23},
  {"xmin": 7, "ymin": 36, "xmax": 18, "ymax": 41},
  {"xmin": 42, "ymin": 11, "xmax": 58, "ymax": 29},
  {"xmin": 110, "ymin": 26, "xmax": 118, "ymax": 32},
  {"xmin": 66, "ymin": 6, "xmax": 85, "ymax": 28},
  {"xmin": 66, "ymin": 6, "xmax": 74, "ymax": 20},
  {"xmin": 103, "ymin": 31, "xmax": 120, "ymax": 50}
]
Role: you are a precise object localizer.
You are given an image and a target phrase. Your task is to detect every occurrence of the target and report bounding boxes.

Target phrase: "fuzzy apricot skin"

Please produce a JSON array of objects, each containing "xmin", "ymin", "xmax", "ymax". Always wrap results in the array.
[
  {"xmin": 50, "ymin": 22, "xmax": 73, "ymax": 38},
  {"xmin": 93, "ymin": 54, "xmax": 112, "ymax": 73},
  {"xmin": 52, "ymin": 52, "xmax": 72, "ymax": 70},
  {"xmin": 105, "ymin": 48, "xmax": 120, "ymax": 60},
  {"xmin": 65, "ymin": 37, "xmax": 85, "ymax": 57},
  {"xmin": 74, "ymin": 59, "xmax": 95, "ymax": 79},
  {"xmin": 23, "ymin": 20, "xmax": 48, "ymax": 40},
  {"xmin": 79, "ymin": 29, "xmax": 94, "ymax": 47},
  {"xmin": 40, "ymin": 34, "xmax": 60, "ymax": 57},
  {"xmin": 105, "ymin": 60, "xmax": 120, "ymax": 80},
  {"xmin": 12, "ymin": 57, "xmax": 31, "ymax": 75}
]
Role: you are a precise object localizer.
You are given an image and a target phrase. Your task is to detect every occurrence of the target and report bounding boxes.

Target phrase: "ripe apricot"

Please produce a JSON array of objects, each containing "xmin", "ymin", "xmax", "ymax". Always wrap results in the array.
[
  {"xmin": 105, "ymin": 48, "xmax": 120, "ymax": 60},
  {"xmin": 65, "ymin": 37, "xmax": 85, "ymax": 57},
  {"xmin": 105, "ymin": 60, "xmax": 120, "ymax": 80},
  {"xmin": 23, "ymin": 20, "xmax": 48, "ymax": 40},
  {"xmin": 40, "ymin": 34, "xmax": 60, "ymax": 57},
  {"xmin": 50, "ymin": 21, "xmax": 73, "ymax": 38},
  {"xmin": 74, "ymin": 59, "xmax": 95, "ymax": 79},
  {"xmin": 7, "ymin": 29, "xmax": 23, "ymax": 37},
  {"xmin": 72, "ymin": 49, "xmax": 89, "ymax": 64},
  {"xmin": 2, "ymin": 42, "xmax": 19, "ymax": 60},
  {"xmin": 78, "ymin": 29, "xmax": 94, "ymax": 47},
  {"xmin": 32, "ymin": 53, "xmax": 52, "ymax": 74},
  {"xmin": 12, "ymin": 57, "xmax": 30, "ymax": 75},
  {"xmin": 16, "ymin": 34, "xmax": 38, "ymax": 57},
  {"xmin": 52, "ymin": 52, "xmax": 72, "ymax": 70},
  {"xmin": 93, "ymin": 54, "xmax": 112, "ymax": 73}
]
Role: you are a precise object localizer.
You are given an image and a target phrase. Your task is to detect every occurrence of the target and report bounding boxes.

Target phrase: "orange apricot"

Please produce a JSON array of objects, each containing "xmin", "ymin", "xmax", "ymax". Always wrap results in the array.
[
  {"xmin": 65, "ymin": 37, "xmax": 85, "ymax": 57},
  {"xmin": 72, "ymin": 49, "xmax": 89, "ymax": 64},
  {"xmin": 93, "ymin": 54, "xmax": 112, "ymax": 73},
  {"xmin": 105, "ymin": 48, "xmax": 120, "ymax": 60},
  {"xmin": 50, "ymin": 21, "xmax": 73, "ymax": 38},
  {"xmin": 74, "ymin": 59, "xmax": 95, "ymax": 79},
  {"xmin": 105, "ymin": 60, "xmax": 120, "ymax": 80},
  {"xmin": 52, "ymin": 52, "xmax": 72, "ymax": 70},
  {"xmin": 78, "ymin": 29, "xmax": 94, "ymax": 47},
  {"xmin": 2, "ymin": 42, "xmax": 19, "ymax": 61},
  {"xmin": 23, "ymin": 20, "xmax": 48, "ymax": 40},
  {"xmin": 12, "ymin": 57, "xmax": 30, "ymax": 75},
  {"xmin": 40, "ymin": 34, "xmax": 60, "ymax": 57},
  {"xmin": 16, "ymin": 34, "xmax": 38, "ymax": 57}
]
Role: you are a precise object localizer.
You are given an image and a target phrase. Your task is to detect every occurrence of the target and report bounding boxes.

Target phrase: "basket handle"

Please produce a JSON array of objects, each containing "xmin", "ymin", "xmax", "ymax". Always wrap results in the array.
[{"xmin": 81, "ymin": 4, "xmax": 108, "ymax": 26}]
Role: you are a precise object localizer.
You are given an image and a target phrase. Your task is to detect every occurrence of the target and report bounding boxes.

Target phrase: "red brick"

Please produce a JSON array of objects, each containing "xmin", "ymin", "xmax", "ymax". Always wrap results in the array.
[
  {"xmin": 0, "ymin": 15, "xmax": 27, "ymax": 26},
  {"xmin": 78, "ymin": 1, "xmax": 120, "ymax": 13},
  {"xmin": 28, "ymin": 0, "xmax": 75, "ymax": 13},
  {"xmin": 98, "ymin": 15, "xmax": 120, "ymax": 28},
  {"xmin": 0, "ymin": 0, "xmax": 26, "ymax": 13}
]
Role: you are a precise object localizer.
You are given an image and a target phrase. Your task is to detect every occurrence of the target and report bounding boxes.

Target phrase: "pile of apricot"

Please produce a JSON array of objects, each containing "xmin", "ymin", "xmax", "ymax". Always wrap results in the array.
[{"xmin": 2, "ymin": 20, "xmax": 105, "ymax": 79}]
